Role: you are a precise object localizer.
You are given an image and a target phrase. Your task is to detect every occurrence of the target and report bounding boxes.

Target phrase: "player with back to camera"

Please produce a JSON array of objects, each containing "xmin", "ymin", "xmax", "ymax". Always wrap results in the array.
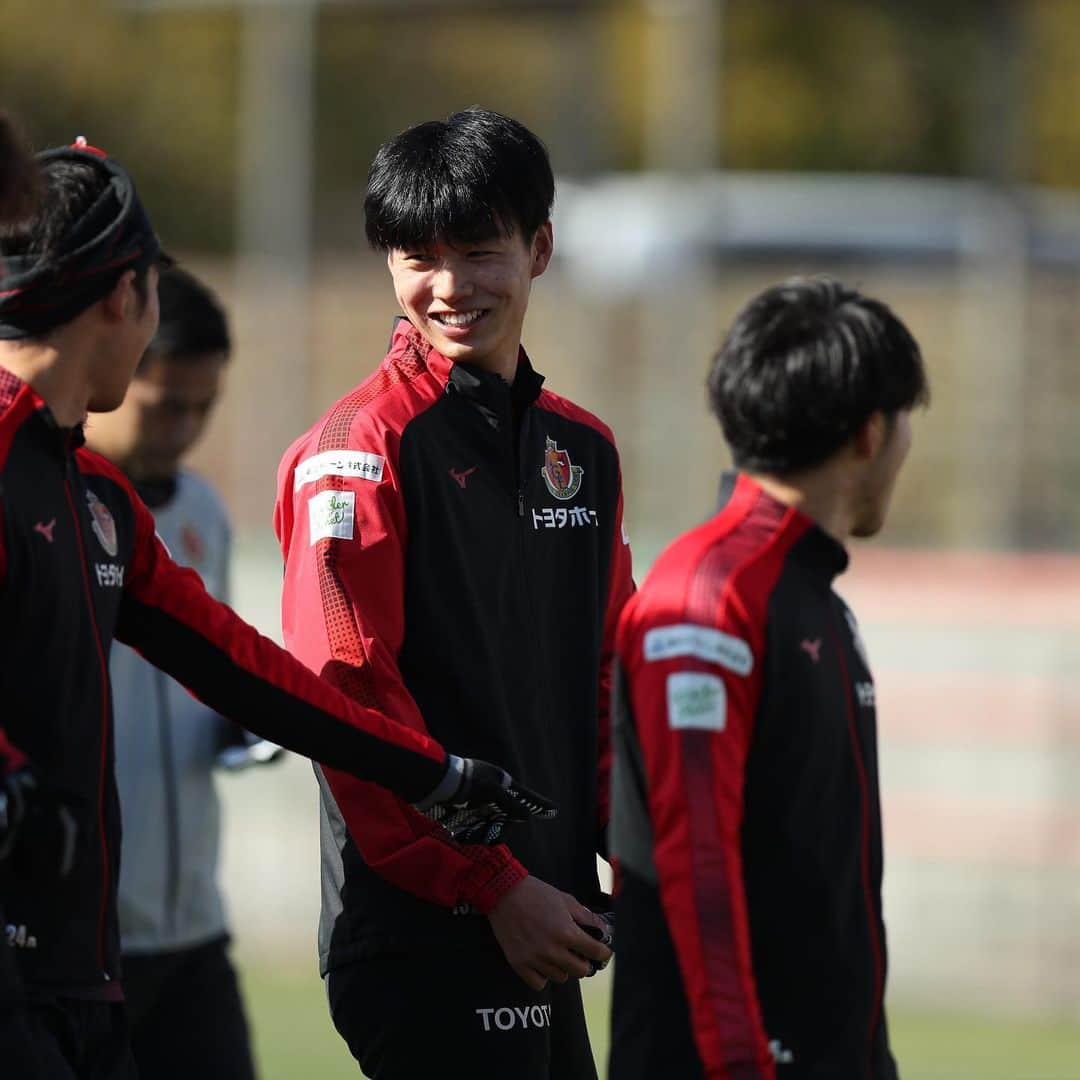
[
  {"xmin": 85, "ymin": 265, "xmax": 274, "ymax": 1080},
  {"xmin": 609, "ymin": 277, "xmax": 929, "ymax": 1079},
  {"xmin": 275, "ymin": 107, "xmax": 633, "ymax": 1080},
  {"xmin": 0, "ymin": 139, "xmax": 554, "ymax": 1080}
]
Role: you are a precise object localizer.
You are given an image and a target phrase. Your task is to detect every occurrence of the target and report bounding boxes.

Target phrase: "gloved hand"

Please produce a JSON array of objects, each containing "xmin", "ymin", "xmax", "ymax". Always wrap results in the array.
[
  {"xmin": 414, "ymin": 755, "xmax": 557, "ymax": 845},
  {"xmin": 576, "ymin": 910, "xmax": 615, "ymax": 976},
  {"xmin": 0, "ymin": 768, "xmax": 78, "ymax": 878}
]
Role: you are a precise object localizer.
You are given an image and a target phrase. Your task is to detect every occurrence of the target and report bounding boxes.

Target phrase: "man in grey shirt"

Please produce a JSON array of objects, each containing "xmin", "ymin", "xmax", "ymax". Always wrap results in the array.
[{"xmin": 86, "ymin": 265, "xmax": 272, "ymax": 1080}]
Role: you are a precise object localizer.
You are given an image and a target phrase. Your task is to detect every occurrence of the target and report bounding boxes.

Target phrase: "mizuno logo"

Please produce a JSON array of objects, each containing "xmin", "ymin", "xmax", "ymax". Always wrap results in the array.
[
  {"xmin": 33, "ymin": 518, "xmax": 56, "ymax": 543},
  {"xmin": 800, "ymin": 638, "xmax": 822, "ymax": 663},
  {"xmin": 449, "ymin": 466, "xmax": 477, "ymax": 489}
]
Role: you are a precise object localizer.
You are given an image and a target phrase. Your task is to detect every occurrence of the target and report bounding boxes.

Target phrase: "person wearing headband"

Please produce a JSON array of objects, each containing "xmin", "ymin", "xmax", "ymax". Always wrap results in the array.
[
  {"xmin": 0, "ymin": 141, "xmax": 556, "ymax": 1079},
  {"xmin": 0, "ymin": 109, "xmax": 56, "ymax": 1080}
]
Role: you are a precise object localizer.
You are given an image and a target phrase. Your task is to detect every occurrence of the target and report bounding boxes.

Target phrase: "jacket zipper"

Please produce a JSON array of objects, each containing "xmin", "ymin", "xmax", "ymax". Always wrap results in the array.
[
  {"xmin": 62, "ymin": 473, "xmax": 113, "ymax": 979},
  {"xmin": 828, "ymin": 610, "xmax": 884, "ymax": 1078},
  {"xmin": 154, "ymin": 669, "xmax": 181, "ymax": 938}
]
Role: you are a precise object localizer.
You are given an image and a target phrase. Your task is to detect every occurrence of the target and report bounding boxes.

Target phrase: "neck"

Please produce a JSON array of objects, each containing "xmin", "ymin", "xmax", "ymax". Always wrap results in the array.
[
  {"xmin": 751, "ymin": 467, "xmax": 854, "ymax": 544},
  {"xmin": 0, "ymin": 337, "xmax": 92, "ymax": 426},
  {"xmin": 477, "ymin": 349, "xmax": 519, "ymax": 386}
]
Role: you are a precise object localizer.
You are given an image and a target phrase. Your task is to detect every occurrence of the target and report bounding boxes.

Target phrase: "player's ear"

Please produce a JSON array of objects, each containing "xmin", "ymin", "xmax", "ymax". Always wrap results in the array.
[
  {"xmin": 530, "ymin": 222, "xmax": 553, "ymax": 280},
  {"xmin": 852, "ymin": 410, "xmax": 888, "ymax": 461},
  {"xmin": 100, "ymin": 269, "xmax": 136, "ymax": 325}
]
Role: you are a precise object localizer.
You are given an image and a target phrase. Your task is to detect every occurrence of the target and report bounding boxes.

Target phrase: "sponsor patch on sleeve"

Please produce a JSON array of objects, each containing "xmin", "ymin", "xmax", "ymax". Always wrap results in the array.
[
  {"xmin": 644, "ymin": 623, "xmax": 753, "ymax": 676},
  {"xmin": 308, "ymin": 490, "xmax": 355, "ymax": 544},
  {"xmin": 294, "ymin": 450, "xmax": 385, "ymax": 491},
  {"xmin": 667, "ymin": 672, "xmax": 727, "ymax": 732}
]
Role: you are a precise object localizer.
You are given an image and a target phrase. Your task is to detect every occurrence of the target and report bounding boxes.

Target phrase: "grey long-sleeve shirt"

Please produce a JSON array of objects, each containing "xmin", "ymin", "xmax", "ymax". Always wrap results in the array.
[{"xmin": 112, "ymin": 469, "xmax": 232, "ymax": 955}]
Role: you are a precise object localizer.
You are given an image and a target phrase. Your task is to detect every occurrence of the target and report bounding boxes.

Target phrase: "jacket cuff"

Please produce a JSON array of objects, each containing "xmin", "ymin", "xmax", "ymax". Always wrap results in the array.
[
  {"xmin": 461, "ymin": 848, "xmax": 529, "ymax": 915},
  {"xmin": 0, "ymin": 730, "xmax": 27, "ymax": 775}
]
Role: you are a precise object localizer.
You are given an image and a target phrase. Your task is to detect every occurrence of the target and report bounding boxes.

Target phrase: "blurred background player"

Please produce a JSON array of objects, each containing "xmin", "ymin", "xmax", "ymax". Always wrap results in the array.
[
  {"xmin": 609, "ymin": 278, "xmax": 929, "ymax": 1079},
  {"xmin": 0, "ymin": 140, "xmax": 553, "ymax": 1079},
  {"xmin": 86, "ymin": 265, "xmax": 275, "ymax": 1080},
  {"xmin": 275, "ymin": 108, "xmax": 631, "ymax": 1079}
]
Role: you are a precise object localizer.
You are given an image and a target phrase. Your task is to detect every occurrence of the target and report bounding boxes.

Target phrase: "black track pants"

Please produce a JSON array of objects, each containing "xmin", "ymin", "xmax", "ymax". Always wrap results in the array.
[
  {"xmin": 328, "ymin": 948, "xmax": 599, "ymax": 1080},
  {"xmin": 3, "ymin": 999, "xmax": 137, "ymax": 1080},
  {"xmin": 120, "ymin": 937, "xmax": 256, "ymax": 1080}
]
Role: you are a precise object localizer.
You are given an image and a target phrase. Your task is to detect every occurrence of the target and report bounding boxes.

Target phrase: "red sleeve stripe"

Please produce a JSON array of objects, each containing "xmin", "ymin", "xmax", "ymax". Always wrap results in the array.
[
  {"xmin": 679, "ymin": 477, "xmax": 810, "ymax": 1074},
  {"xmin": 535, "ymin": 389, "xmax": 618, "ymax": 446},
  {"xmin": 0, "ymin": 377, "xmax": 43, "ymax": 581},
  {"xmin": 0, "ymin": 727, "xmax": 28, "ymax": 773},
  {"xmin": 311, "ymin": 350, "xmax": 431, "ymax": 708}
]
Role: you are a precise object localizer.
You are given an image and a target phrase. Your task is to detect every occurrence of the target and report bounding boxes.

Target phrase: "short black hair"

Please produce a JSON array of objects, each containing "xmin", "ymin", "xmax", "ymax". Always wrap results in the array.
[
  {"xmin": 1, "ymin": 157, "xmax": 153, "ymax": 308},
  {"xmin": 0, "ymin": 114, "xmax": 39, "ymax": 225},
  {"xmin": 139, "ymin": 265, "xmax": 230, "ymax": 372},
  {"xmin": 707, "ymin": 277, "xmax": 929, "ymax": 474},
  {"xmin": 364, "ymin": 107, "xmax": 554, "ymax": 252}
]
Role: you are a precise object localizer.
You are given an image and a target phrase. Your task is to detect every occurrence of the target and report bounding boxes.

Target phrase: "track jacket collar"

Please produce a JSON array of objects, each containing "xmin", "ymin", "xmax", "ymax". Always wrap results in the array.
[
  {"xmin": 0, "ymin": 366, "xmax": 85, "ymax": 455},
  {"xmin": 722, "ymin": 471, "xmax": 849, "ymax": 580},
  {"xmin": 388, "ymin": 316, "xmax": 544, "ymax": 427}
]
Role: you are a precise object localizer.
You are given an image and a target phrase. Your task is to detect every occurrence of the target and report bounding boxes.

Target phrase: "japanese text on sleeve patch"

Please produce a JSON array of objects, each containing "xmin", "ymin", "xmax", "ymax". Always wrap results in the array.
[
  {"xmin": 308, "ymin": 490, "xmax": 355, "ymax": 544},
  {"xmin": 644, "ymin": 624, "xmax": 753, "ymax": 676},
  {"xmin": 667, "ymin": 672, "xmax": 727, "ymax": 732},
  {"xmin": 294, "ymin": 450, "xmax": 385, "ymax": 491}
]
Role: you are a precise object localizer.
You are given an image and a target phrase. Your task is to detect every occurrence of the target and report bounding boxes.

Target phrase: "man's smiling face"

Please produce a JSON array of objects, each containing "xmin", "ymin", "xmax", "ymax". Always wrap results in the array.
[{"xmin": 387, "ymin": 221, "xmax": 552, "ymax": 380}]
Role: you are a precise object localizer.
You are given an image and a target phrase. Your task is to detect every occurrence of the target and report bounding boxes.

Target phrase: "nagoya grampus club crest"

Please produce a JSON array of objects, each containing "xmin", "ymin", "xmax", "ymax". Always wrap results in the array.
[
  {"xmin": 541, "ymin": 436, "xmax": 583, "ymax": 501},
  {"xmin": 86, "ymin": 489, "xmax": 118, "ymax": 557}
]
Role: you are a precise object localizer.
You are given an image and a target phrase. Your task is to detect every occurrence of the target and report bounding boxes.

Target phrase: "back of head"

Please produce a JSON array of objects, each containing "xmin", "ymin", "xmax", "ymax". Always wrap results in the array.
[
  {"xmin": 142, "ymin": 265, "xmax": 231, "ymax": 369},
  {"xmin": 0, "ymin": 114, "xmax": 39, "ymax": 225},
  {"xmin": 364, "ymin": 107, "xmax": 554, "ymax": 251},
  {"xmin": 0, "ymin": 143, "xmax": 161, "ymax": 340},
  {"xmin": 707, "ymin": 277, "xmax": 929, "ymax": 474}
]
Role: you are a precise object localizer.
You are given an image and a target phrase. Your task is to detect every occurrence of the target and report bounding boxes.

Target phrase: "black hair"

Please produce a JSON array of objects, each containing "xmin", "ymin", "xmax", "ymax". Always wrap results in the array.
[
  {"xmin": 139, "ymin": 265, "xmax": 230, "ymax": 372},
  {"xmin": 0, "ymin": 157, "xmax": 152, "ymax": 307},
  {"xmin": 707, "ymin": 277, "xmax": 929, "ymax": 474},
  {"xmin": 364, "ymin": 107, "xmax": 554, "ymax": 251},
  {"xmin": 0, "ymin": 114, "xmax": 39, "ymax": 225}
]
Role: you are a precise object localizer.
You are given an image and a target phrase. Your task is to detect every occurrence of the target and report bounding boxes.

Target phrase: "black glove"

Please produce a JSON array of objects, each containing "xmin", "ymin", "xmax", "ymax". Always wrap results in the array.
[
  {"xmin": 414, "ymin": 755, "xmax": 557, "ymax": 845},
  {"xmin": 576, "ymin": 910, "xmax": 615, "ymax": 976},
  {"xmin": 0, "ymin": 768, "xmax": 78, "ymax": 879},
  {"xmin": 0, "ymin": 768, "xmax": 35, "ymax": 860}
]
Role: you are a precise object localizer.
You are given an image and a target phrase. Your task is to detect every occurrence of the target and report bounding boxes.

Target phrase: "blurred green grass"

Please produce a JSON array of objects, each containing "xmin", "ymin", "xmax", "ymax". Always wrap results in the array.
[{"xmin": 238, "ymin": 959, "xmax": 1080, "ymax": 1079}]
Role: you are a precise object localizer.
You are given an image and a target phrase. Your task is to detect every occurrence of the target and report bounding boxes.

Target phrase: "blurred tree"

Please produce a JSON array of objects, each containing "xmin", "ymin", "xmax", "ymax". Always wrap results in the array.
[
  {"xmin": 0, "ymin": 0, "xmax": 240, "ymax": 248},
  {"xmin": 5, "ymin": 0, "xmax": 1080, "ymax": 254}
]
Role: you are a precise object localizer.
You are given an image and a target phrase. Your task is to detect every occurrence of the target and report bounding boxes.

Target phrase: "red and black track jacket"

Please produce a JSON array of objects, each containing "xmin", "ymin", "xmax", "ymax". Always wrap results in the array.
[
  {"xmin": 0, "ymin": 726, "xmax": 28, "ymax": 1007},
  {"xmin": 275, "ymin": 320, "xmax": 633, "ymax": 970},
  {"xmin": 0, "ymin": 368, "xmax": 449, "ymax": 999},
  {"xmin": 610, "ymin": 473, "xmax": 897, "ymax": 1080}
]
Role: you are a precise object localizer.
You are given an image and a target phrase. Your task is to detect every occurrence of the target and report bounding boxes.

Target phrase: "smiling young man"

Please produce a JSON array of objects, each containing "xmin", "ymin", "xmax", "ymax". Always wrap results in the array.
[
  {"xmin": 275, "ymin": 108, "xmax": 633, "ymax": 1079},
  {"xmin": 609, "ymin": 278, "xmax": 929, "ymax": 1080},
  {"xmin": 0, "ymin": 141, "xmax": 553, "ymax": 1079}
]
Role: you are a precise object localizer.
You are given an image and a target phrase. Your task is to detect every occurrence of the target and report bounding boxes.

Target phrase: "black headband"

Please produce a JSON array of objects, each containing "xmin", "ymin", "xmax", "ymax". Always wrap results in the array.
[{"xmin": 0, "ymin": 142, "xmax": 162, "ymax": 340}]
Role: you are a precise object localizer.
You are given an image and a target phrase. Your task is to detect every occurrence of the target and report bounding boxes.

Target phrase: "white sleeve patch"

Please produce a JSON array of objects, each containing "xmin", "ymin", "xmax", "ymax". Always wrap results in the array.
[
  {"xmin": 294, "ymin": 450, "xmax": 385, "ymax": 491},
  {"xmin": 667, "ymin": 672, "xmax": 727, "ymax": 732},
  {"xmin": 644, "ymin": 623, "xmax": 753, "ymax": 676},
  {"xmin": 308, "ymin": 490, "xmax": 355, "ymax": 544}
]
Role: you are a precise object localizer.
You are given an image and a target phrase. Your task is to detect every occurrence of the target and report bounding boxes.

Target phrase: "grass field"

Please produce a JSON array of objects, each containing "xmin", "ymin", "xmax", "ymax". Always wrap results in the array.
[{"xmin": 237, "ymin": 959, "xmax": 1080, "ymax": 1079}]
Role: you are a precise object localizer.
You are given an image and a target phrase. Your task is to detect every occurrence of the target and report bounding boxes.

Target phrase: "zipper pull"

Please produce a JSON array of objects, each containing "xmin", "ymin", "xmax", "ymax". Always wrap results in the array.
[{"xmin": 517, "ymin": 492, "xmax": 525, "ymax": 518}]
